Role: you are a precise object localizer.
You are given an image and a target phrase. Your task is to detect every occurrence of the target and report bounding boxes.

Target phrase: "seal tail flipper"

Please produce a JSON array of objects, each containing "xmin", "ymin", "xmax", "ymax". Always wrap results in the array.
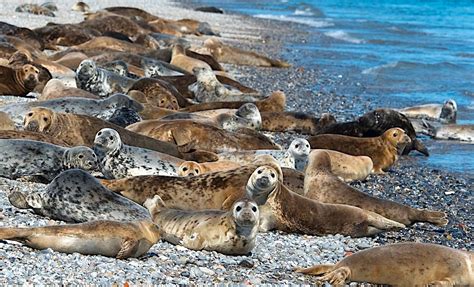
[
  {"xmin": 413, "ymin": 139, "xmax": 429, "ymax": 156},
  {"xmin": 269, "ymin": 59, "xmax": 291, "ymax": 68},
  {"xmin": 366, "ymin": 211, "xmax": 406, "ymax": 232},
  {"xmin": 317, "ymin": 266, "xmax": 351, "ymax": 286},
  {"xmin": 294, "ymin": 264, "xmax": 335, "ymax": 275},
  {"xmin": 0, "ymin": 227, "xmax": 33, "ymax": 241},
  {"xmin": 417, "ymin": 210, "xmax": 449, "ymax": 226},
  {"xmin": 116, "ymin": 238, "xmax": 139, "ymax": 259}
]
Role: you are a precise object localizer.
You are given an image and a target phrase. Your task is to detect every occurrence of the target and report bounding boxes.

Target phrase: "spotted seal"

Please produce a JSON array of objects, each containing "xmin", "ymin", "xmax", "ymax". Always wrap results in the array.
[
  {"xmin": 0, "ymin": 220, "xmax": 160, "ymax": 259},
  {"xmin": 94, "ymin": 128, "xmax": 182, "ymax": 179},
  {"xmin": 145, "ymin": 196, "xmax": 259, "ymax": 255},
  {"xmin": 8, "ymin": 169, "xmax": 151, "ymax": 222},
  {"xmin": 422, "ymin": 121, "xmax": 474, "ymax": 142},
  {"xmin": 0, "ymin": 64, "xmax": 39, "ymax": 96},
  {"xmin": 75, "ymin": 59, "xmax": 135, "ymax": 97},
  {"xmin": 246, "ymin": 166, "xmax": 405, "ymax": 237},
  {"xmin": 296, "ymin": 242, "xmax": 474, "ymax": 286},
  {"xmin": 397, "ymin": 99, "xmax": 457, "ymax": 123},
  {"xmin": 0, "ymin": 139, "xmax": 97, "ymax": 181}
]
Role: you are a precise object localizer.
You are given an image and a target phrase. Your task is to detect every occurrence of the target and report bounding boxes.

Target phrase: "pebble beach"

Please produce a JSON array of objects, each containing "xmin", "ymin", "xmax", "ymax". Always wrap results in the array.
[{"xmin": 0, "ymin": 0, "xmax": 472, "ymax": 285}]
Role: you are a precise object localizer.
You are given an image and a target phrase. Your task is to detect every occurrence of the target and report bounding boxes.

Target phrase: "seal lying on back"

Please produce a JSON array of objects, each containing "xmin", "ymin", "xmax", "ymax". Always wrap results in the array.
[
  {"xmin": 0, "ymin": 220, "xmax": 161, "ymax": 259},
  {"xmin": 397, "ymin": 99, "xmax": 457, "ymax": 123},
  {"xmin": 94, "ymin": 128, "xmax": 181, "ymax": 178},
  {"xmin": 0, "ymin": 64, "xmax": 39, "ymax": 96},
  {"xmin": 0, "ymin": 139, "xmax": 97, "ymax": 181},
  {"xmin": 1, "ymin": 93, "xmax": 143, "ymax": 127},
  {"xmin": 308, "ymin": 128, "xmax": 411, "ymax": 173},
  {"xmin": 145, "ymin": 196, "xmax": 259, "ymax": 255},
  {"xmin": 296, "ymin": 242, "xmax": 474, "ymax": 286},
  {"xmin": 304, "ymin": 150, "xmax": 448, "ymax": 226},
  {"xmin": 246, "ymin": 166, "xmax": 405, "ymax": 237},
  {"xmin": 76, "ymin": 59, "xmax": 135, "ymax": 97},
  {"xmin": 8, "ymin": 169, "xmax": 151, "ymax": 223}
]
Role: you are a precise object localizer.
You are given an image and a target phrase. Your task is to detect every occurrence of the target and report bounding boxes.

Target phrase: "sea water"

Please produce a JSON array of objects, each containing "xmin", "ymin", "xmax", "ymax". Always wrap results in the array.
[{"xmin": 196, "ymin": 0, "xmax": 474, "ymax": 174}]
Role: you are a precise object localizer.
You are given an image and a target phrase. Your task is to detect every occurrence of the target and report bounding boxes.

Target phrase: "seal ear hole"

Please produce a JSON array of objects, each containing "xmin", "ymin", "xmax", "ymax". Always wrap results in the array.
[
  {"xmin": 194, "ymin": 169, "xmax": 199, "ymax": 174},
  {"xmin": 252, "ymin": 206, "xmax": 257, "ymax": 212},
  {"xmin": 236, "ymin": 206, "xmax": 242, "ymax": 212}
]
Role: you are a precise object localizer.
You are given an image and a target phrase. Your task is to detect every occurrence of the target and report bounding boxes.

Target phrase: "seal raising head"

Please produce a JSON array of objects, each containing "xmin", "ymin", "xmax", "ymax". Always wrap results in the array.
[
  {"xmin": 288, "ymin": 138, "xmax": 311, "ymax": 160},
  {"xmin": 76, "ymin": 59, "xmax": 98, "ymax": 80},
  {"xmin": 23, "ymin": 107, "xmax": 55, "ymax": 132},
  {"xmin": 232, "ymin": 198, "xmax": 260, "ymax": 227},
  {"xmin": 19, "ymin": 64, "xmax": 40, "ymax": 91},
  {"xmin": 94, "ymin": 128, "xmax": 122, "ymax": 155},
  {"xmin": 178, "ymin": 161, "xmax": 202, "ymax": 176},
  {"xmin": 382, "ymin": 127, "xmax": 411, "ymax": 151},
  {"xmin": 235, "ymin": 103, "xmax": 262, "ymax": 129},
  {"xmin": 440, "ymin": 99, "xmax": 457, "ymax": 123},
  {"xmin": 246, "ymin": 166, "xmax": 279, "ymax": 205}
]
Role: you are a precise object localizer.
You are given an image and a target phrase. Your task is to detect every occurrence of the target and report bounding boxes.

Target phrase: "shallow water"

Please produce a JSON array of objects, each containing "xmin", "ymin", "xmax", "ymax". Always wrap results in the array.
[{"xmin": 197, "ymin": 0, "xmax": 474, "ymax": 175}]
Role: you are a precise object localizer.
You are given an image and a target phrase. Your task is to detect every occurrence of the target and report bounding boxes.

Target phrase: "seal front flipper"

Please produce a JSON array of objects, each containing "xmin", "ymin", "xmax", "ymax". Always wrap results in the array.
[
  {"xmin": 116, "ymin": 237, "xmax": 139, "ymax": 259},
  {"xmin": 8, "ymin": 191, "xmax": 30, "ymax": 209},
  {"xmin": 294, "ymin": 264, "xmax": 334, "ymax": 275}
]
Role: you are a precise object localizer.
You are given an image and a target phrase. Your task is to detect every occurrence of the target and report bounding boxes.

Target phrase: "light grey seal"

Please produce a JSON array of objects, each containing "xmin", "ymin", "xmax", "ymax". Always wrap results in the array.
[
  {"xmin": 422, "ymin": 121, "xmax": 474, "ymax": 142},
  {"xmin": 397, "ymin": 99, "xmax": 457, "ymax": 123},
  {"xmin": 7, "ymin": 169, "xmax": 151, "ymax": 223},
  {"xmin": 0, "ymin": 139, "xmax": 97, "ymax": 181},
  {"xmin": 75, "ymin": 59, "xmax": 136, "ymax": 98},
  {"xmin": 141, "ymin": 58, "xmax": 189, "ymax": 77},
  {"xmin": 0, "ymin": 93, "xmax": 143, "ymax": 127},
  {"xmin": 93, "ymin": 128, "xmax": 181, "ymax": 179}
]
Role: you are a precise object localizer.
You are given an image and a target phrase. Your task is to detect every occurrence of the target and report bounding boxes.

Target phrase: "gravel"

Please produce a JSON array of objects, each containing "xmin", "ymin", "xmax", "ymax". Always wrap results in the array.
[{"xmin": 0, "ymin": 0, "xmax": 472, "ymax": 285}]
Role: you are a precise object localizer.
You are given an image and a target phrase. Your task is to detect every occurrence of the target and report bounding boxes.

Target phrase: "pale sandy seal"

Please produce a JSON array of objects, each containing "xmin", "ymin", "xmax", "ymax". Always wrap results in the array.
[
  {"xmin": 0, "ymin": 130, "xmax": 70, "ymax": 146},
  {"xmin": 218, "ymin": 138, "xmax": 310, "ymax": 170},
  {"xmin": 308, "ymin": 128, "xmax": 411, "ymax": 173},
  {"xmin": 422, "ymin": 121, "xmax": 474, "ymax": 142},
  {"xmin": 296, "ymin": 242, "xmax": 474, "ymax": 286},
  {"xmin": 128, "ymin": 89, "xmax": 180, "ymax": 111},
  {"xmin": 1, "ymin": 93, "xmax": 142, "ymax": 127},
  {"xmin": 75, "ymin": 59, "xmax": 135, "ymax": 97},
  {"xmin": 177, "ymin": 160, "xmax": 241, "ymax": 176},
  {"xmin": 0, "ymin": 220, "xmax": 160, "ymax": 259},
  {"xmin": 72, "ymin": 1, "xmax": 90, "ymax": 12},
  {"xmin": 0, "ymin": 64, "xmax": 39, "ymax": 96},
  {"xmin": 94, "ymin": 128, "xmax": 181, "ymax": 179},
  {"xmin": 397, "ymin": 99, "xmax": 457, "ymax": 123},
  {"xmin": 0, "ymin": 139, "xmax": 97, "ymax": 181},
  {"xmin": 0, "ymin": 111, "xmax": 14, "ymax": 130},
  {"xmin": 147, "ymin": 121, "xmax": 280, "ymax": 153},
  {"xmin": 8, "ymin": 169, "xmax": 151, "ymax": 223},
  {"xmin": 246, "ymin": 166, "xmax": 405, "ymax": 237},
  {"xmin": 15, "ymin": 3, "xmax": 55, "ymax": 17},
  {"xmin": 170, "ymin": 44, "xmax": 213, "ymax": 73},
  {"xmin": 191, "ymin": 67, "xmax": 263, "ymax": 103},
  {"xmin": 128, "ymin": 78, "xmax": 191, "ymax": 108},
  {"xmin": 145, "ymin": 196, "xmax": 259, "ymax": 255},
  {"xmin": 304, "ymin": 150, "xmax": 448, "ymax": 226},
  {"xmin": 197, "ymin": 38, "xmax": 290, "ymax": 68},
  {"xmin": 38, "ymin": 79, "xmax": 99, "ymax": 101}
]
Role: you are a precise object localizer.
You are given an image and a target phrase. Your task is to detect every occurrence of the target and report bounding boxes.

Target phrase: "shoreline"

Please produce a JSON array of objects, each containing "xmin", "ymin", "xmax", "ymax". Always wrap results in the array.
[{"xmin": 0, "ymin": 0, "xmax": 472, "ymax": 284}]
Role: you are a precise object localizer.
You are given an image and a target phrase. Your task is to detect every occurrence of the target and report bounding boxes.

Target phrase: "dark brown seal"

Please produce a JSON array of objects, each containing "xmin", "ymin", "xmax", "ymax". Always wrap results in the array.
[{"xmin": 0, "ymin": 64, "xmax": 39, "ymax": 96}]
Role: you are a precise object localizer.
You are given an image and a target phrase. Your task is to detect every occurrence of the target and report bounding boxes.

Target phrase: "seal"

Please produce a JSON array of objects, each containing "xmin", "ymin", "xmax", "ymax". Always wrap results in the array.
[
  {"xmin": 128, "ymin": 88, "xmax": 179, "ymax": 110},
  {"xmin": 33, "ymin": 23, "xmax": 98, "ymax": 47},
  {"xmin": 0, "ymin": 220, "xmax": 161, "ymax": 259},
  {"xmin": 304, "ymin": 150, "xmax": 448, "ymax": 226},
  {"xmin": 101, "ymin": 60, "xmax": 140, "ymax": 79},
  {"xmin": 198, "ymin": 38, "xmax": 290, "ymax": 68},
  {"xmin": 0, "ymin": 139, "xmax": 97, "ymax": 181},
  {"xmin": 177, "ymin": 160, "xmax": 241, "ymax": 176},
  {"xmin": 303, "ymin": 149, "xmax": 373, "ymax": 182},
  {"xmin": 422, "ymin": 121, "xmax": 474, "ymax": 142},
  {"xmin": 261, "ymin": 112, "xmax": 336, "ymax": 135},
  {"xmin": 0, "ymin": 111, "xmax": 14, "ymax": 130},
  {"xmin": 15, "ymin": 3, "xmax": 55, "ymax": 17},
  {"xmin": 180, "ymin": 90, "xmax": 286, "ymax": 113},
  {"xmin": 245, "ymin": 166, "xmax": 405, "ymax": 237},
  {"xmin": 317, "ymin": 109, "xmax": 428, "ymax": 156},
  {"xmin": 72, "ymin": 1, "xmax": 90, "ymax": 12},
  {"xmin": 295, "ymin": 242, "xmax": 474, "ymax": 286},
  {"xmin": 107, "ymin": 107, "xmax": 142, "ymax": 127},
  {"xmin": 38, "ymin": 79, "xmax": 100, "ymax": 101},
  {"xmin": 75, "ymin": 59, "xmax": 135, "ymax": 97},
  {"xmin": 1, "ymin": 93, "xmax": 143, "ymax": 127},
  {"xmin": 146, "ymin": 121, "xmax": 280, "ymax": 153},
  {"xmin": 190, "ymin": 67, "xmax": 263, "ymax": 103},
  {"xmin": 308, "ymin": 127, "xmax": 411, "ymax": 173},
  {"xmin": 0, "ymin": 64, "xmax": 39, "ymax": 96},
  {"xmin": 218, "ymin": 138, "xmax": 311, "ymax": 170},
  {"xmin": 144, "ymin": 196, "xmax": 259, "ymax": 255},
  {"xmin": 170, "ymin": 44, "xmax": 213, "ymax": 73},
  {"xmin": 397, "ymin": 99, "xmax": 457, "ymax": 123},
  {"xmin": 8, "ymin": 169, "xmax": 151, "ymax": 223},
  {"xmin": 128, "ymin": 77, "xmax": 191, "ymax": 108},
  {"xmin": 94, "ymin": 128, "xmax": 182, "ymax": 179},
  {"xmin": 0, "ymin": 130, "xmax": 70, "ymax": 146},
  {"xmin": 142, "ymin": 58, "xmax": 189, "ymax": 77}
]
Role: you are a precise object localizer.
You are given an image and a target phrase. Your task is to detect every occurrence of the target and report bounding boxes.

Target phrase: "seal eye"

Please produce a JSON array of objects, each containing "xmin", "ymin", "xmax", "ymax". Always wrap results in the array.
[
  {"xmin": 252, "ymin": 206, "xmax": 257, "ymax": 212},
  {"xmin": 43, "ymin": 117, "xmax": 48, "ymax": 122},
  {"xmin": 270, "ymin": 173, "xmax": 275, "ymax": 178},
  {"xmin": 27, "ymin": 112, "xmax": 33, "ymax": 117},
  {"xmin": 98, "ymin": 132, "xmax": 102, "ymax": 136},
  {"xmin": 160, "ymin": 100, "xmax": 165, "ymax": 104},
  {"xmin": 257, "ymin": 169, "xmax": 262, "ymax": 174},
  {"xmin": 235, "ymin": 206, "xmax": 242, "ymax": 212},
  {"xmin": 295, "ymin": 144, "xmax": 299, "ymax": 148},
  {"xmin": 78, "ymin": 154, "xmax": 84, "ymax": 159},
  {"xmin": 306, "ymin": 144, "xmax": 309, "ymax": 148},
  {"xmin": 182, "ymin": 167, "xmax": 188, "ymax": 172},
  {"xmin": 194, "ymin": 169, "xmax": 199, "ymax": 174},
  {"xmin": 393, "ymin": 133, "xmax": 398, "ymax": 138}
]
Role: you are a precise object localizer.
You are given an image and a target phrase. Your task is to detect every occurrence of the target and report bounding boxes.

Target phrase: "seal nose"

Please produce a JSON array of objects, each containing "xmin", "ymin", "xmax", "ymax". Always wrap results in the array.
[
  {"xmin": 239, "ymin": 210, "xmax": 257, "ymax": 224},
  {"xmin": 25, "ymin": 120, "xmax": 39, "ymax": 132},
  {"xmin": 257, "ymin": 176, "xmax": 269, "ymax": 186}
]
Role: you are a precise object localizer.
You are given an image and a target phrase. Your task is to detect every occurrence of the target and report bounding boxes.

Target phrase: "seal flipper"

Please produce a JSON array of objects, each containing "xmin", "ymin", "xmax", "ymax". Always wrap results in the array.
[
  {"xmin": 366, "ymin": 211, "xmax": 405, "ymax": 233},
  {"xmin": 116, "ymin": 238, "xmax": 139, "ymax": 259},
  {"xmin": 416, "ymin": 209, "xmax": 448, "ymax": 226},
  {"xmin": 317, "ymin": 266, "xmax": 351, "ymax": 286},
  {"xmin": 0, "ymin": 227, "xmax": 34, "ymax": 241},
  {"xmin": 413, "ymin": 138, "xmax": 429, "ymax": 156},
  {"xmin": 8, "ymin": 191, "xmax": 30, "ymax": 209},
  {"xmin": 294, "ymin": 264, "xmax": 335, "ymax": 275}
]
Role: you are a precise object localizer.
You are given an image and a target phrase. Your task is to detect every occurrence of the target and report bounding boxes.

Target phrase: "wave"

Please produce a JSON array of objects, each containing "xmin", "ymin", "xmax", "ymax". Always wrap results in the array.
[
  {"xmin": 254, "ymin": 14, "xmax": 333, "ymax": 28},
  {"xmin": 362, "ymin": 61, "xmax": 461, "ymax": 75},
  {"xmin": 292, "ymin": 4, "xmax": 325, "ymax": 17},
  {"xmin": 324, "ymin": 30, "xmax": 365, "ymax": 44}
]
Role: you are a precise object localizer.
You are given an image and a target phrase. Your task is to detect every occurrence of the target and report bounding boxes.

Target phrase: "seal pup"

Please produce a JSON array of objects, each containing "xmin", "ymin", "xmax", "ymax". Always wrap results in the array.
[
  {"xmin": 246, "ymin": 165, "xmax": 405, "ymax": 236},
  {"xmin": 191, "ymin": 67, "xmax": 263, "ymax": 103},
  {"xmin": 0, "ymin": 139, "xmax": 97, "ymax": 181},
  {"xmin": 0, "ymin": 220, "xmax": 161, "ymax": 259},
  {"xmin": 397, "ymin": 99, "xmax": 457, "ymax": 123},
  {"xmin": 8, "ymin": 169, "xmax": 151, "ymax": 223},
  {"xmin": 75, "ymin": 59, "xmax": 135, "ymax": 97},
  {"xmin": 170, "ymin": 44, "xmax": 213, "ymax": 73},
  {"xmin": 177, "ymin": 160, "xmax": 241, "ymax": 176},
  {"xmin": 147, "ymin": 121, "xmax": 280, "ymax": 153},
  {"xmin": 38, "ymin": 79, "xmax": 99, "ymax": 101},
  {"xmin": 218, "ymin": 138, "xmax": 311, "ymax": 170},
  {"xmin": 198, "ymin": 38, "xmax": 290, "ymax": 68},
  {"xmin": 0, "ymin": 64, "xmax": 39, "ymax": 96},
  {"xmin": 422, "ymin": 121, "xmax": 474, "ymax": 142},
  {"xmin": 308, "ymin": 128, "xmax": 411, "ymax": 173},
  {"xmin": 145, "ymin": 196, "xmax": 259, "ymax": 255},
  {"xmin": 261, "ymin": 112, "xmax": 336, "ymax": 135},
  {"xmin": 304, "ymin": 150, "xmax": 448, "ymax": 226},
  {"xmin": 295, "ymin": 242, "xmax": 474, "ymax": 286},
  {"xmin": 94, "ymin": 128, "xmax": 181, "ymax": 179}
]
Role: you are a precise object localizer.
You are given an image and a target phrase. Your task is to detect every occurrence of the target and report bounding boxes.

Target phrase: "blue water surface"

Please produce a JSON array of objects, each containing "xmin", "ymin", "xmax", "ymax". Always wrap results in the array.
[{"xmin": 196, "ymin": 0, "xmax": 474, "ymax": 175}]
